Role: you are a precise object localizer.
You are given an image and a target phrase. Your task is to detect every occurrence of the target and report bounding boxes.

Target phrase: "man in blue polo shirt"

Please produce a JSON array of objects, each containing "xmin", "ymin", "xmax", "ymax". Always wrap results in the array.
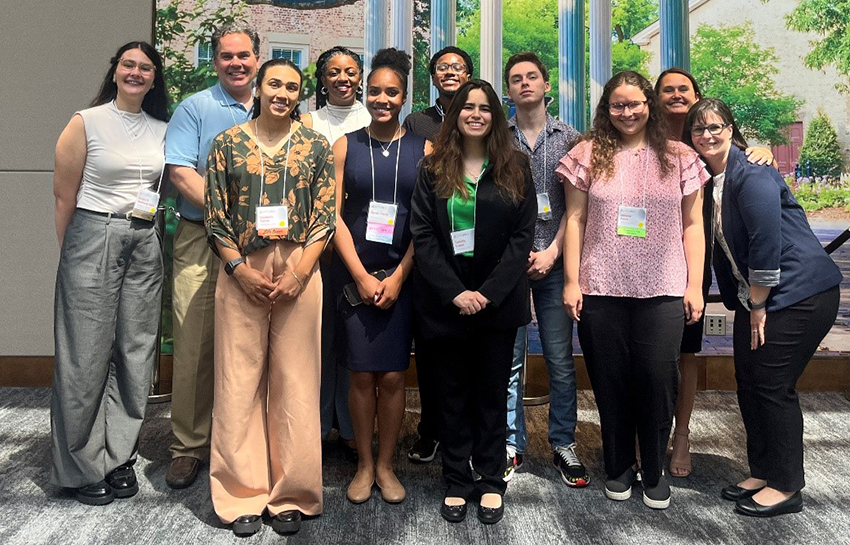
[{"xmin": 164, "ymin": 22, "xmax": 259, "ymax": 489}]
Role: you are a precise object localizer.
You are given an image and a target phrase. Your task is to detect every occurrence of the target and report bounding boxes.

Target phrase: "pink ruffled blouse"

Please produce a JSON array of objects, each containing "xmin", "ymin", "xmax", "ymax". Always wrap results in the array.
[{"xmin": 556, "ymin": 140, "xmax": 709, "ymax": 299}]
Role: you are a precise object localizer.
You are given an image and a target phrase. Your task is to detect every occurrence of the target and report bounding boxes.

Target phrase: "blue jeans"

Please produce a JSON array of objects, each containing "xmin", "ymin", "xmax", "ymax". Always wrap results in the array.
[{"xmin": 506, "ymin": 271, "xmax": 577, "ymax": 453}]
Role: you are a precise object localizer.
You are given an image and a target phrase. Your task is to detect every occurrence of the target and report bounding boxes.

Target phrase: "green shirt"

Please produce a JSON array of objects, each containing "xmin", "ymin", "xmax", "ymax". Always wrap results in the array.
[
  {"xmin": 447, "ymin": 158, "xmax": 488, "ymax": 257},
  {"xmin": 205, "ymin": 123, "xmax": 336, "ymax": 256}
]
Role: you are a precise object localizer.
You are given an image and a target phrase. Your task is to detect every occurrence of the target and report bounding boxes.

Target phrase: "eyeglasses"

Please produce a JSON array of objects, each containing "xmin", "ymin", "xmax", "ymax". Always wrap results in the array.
[
  {"xmin": 691, "ymin": 123, "xmax": 731, "ymax": 137},
  {"xmin": 118, "ymin": 59, "xmax": 155, "ymax": 75},
  {"xmin": 608, "ymin": 100, "xmax": 647, "ymax": 114},
  {"xmin": 435, "ymin": 62, "xmax": 467, "ymax": 74}
]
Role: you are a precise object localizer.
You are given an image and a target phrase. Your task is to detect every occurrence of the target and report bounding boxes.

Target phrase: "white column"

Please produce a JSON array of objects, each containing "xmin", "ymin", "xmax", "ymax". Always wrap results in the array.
[
  {"xmin": 430, "ymin": 0, "xmax": 457, "ymax": 105},
  {"xmin": 559, "ymin": 0, "xmax": 585, "ymax": 131},
  {"xmin": 479, "ymin": 0, "xmax": 503, "ymax": 99},
  {"xmin": 589, "ymin": 0, "xmax": 611, "ymax": 111},
  {"xmin": 364, "ymin": 0, "xmax": 389, "ymax": 78},
  {"xmin": 391, "ymin": 0, "xmax": 414, "ymax": 118}
]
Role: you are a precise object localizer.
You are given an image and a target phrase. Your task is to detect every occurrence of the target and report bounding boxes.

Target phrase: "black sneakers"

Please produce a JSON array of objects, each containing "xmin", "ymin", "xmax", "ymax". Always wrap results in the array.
[
  {"xmin": 642, "ymin": 473, "xmax": 671, "ymax": 509},
  {"xmin": 408, "ymin": 436, "xmax": 440, "ymax": 463},
  {"xmin": 604, "ymin": 466, "xmax": 638, "ymax": 501},
  {"xmin": 503, "ymin": 446, "xmax": 524, "ymax": 482},
  {"xmin": 553, "ymin": 443, "xmax": 590, "ymax": 488}
]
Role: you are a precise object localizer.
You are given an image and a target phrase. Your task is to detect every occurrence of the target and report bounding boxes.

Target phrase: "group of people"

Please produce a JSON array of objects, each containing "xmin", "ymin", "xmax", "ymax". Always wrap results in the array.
[{"xmin": 50, "ymin": 21, "xmax": 841, "ymax": 537}]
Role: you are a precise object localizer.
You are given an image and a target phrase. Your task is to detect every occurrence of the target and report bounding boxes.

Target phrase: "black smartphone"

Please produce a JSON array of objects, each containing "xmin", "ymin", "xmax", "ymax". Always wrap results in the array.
[{"xmin": 343, "ymin": 269, "xmax": 388, "ymax": 306}]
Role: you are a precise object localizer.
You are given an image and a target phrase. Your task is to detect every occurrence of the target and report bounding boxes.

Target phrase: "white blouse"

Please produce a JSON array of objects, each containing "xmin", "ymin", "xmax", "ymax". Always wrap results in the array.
[{"xmin": 309, "ymin": 101, "xmax": 371, "ymax": 146}]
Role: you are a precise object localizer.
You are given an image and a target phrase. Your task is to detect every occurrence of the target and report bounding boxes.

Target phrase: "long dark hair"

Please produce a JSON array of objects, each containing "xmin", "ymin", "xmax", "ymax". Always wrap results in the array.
[
  {"xmin": 315, "ymin": 46, "xmax": 364, "ymax": 108},
  {"xmin": 588, "ymin": 71, "xmax": 671, "ymax": 181},
  {"xmin": 427, "ymin": 79, "xmax": 527, "ymax": 204},
  {"xmin": 90, "ymin": 41, "xmax": 168, "ymax": 122},
  {"xmin": 683, "ymin": 98, "xmax": 749, "ymax": 153},
  {"xmin": 251, "ymin": 58, "xmax": 303, "ymax": 121}
]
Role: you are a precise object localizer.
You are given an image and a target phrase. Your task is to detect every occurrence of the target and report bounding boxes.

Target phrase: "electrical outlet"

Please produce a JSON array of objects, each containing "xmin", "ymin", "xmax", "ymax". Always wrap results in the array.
[{"xmin": 704, "ymin": 314, "xmax": 727, "ymax": 336}]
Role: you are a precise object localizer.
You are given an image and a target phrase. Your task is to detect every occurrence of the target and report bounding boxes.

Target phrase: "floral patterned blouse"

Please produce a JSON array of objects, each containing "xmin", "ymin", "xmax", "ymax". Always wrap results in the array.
[
  {"xmin": 557, "ymin": 139, "xmax": 709, "ymax": 298},
  {"xmin": 205, "ymin": 123, "xmax": 336, "ymax": 256}
]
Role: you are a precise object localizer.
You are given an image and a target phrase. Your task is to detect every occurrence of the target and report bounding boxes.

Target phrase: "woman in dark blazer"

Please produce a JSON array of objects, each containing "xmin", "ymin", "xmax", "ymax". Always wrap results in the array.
[
  {"xmin": 684, "ymin": 98, "xmax": 842, "ymax": 518},
  {"xmin": 411, "ymin": 79, "xmax": 536, "ymax": 525}
]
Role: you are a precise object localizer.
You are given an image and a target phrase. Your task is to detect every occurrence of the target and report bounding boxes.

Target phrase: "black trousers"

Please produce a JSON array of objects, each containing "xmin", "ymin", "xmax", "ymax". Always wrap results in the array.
[
  {"xmin": 413, "ymin": 328, "xmax": 440, "ymax": 442},
  {"xmin": 578, "ymin": 295, "xmax": 684, "ymax": 487},
  {"xmin": 733, "ymin": 286, "xmax": 839, "ymax": 492},
  {"xmin": 423, "ymin": 326, "xmax": 516, "ymax": 499}
]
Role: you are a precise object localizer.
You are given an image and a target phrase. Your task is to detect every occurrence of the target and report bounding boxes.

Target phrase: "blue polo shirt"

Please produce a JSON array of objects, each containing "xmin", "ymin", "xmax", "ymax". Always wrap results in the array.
[{"xmin": 165, "ymin": 82, "xmax": 253, "ymax": 221}]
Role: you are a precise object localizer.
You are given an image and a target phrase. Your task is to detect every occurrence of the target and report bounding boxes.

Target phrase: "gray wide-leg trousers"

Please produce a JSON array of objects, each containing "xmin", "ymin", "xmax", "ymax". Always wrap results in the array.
[{"xmin": 51, "ymin": 209, "xmax": 162, "ymax": 488}]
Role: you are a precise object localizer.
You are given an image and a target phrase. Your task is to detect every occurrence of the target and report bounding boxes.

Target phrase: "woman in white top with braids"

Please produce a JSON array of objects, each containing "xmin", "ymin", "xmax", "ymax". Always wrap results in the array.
[
  {"xmin": 51, "ymin": 41, "xmax": 168, "ymax": 506},
  {"xmin": 303, "ymin": 46, "xmax": 371, "ymax": 461}
]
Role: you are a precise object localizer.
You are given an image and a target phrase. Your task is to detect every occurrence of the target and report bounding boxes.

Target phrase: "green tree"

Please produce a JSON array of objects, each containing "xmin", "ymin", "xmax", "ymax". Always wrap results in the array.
[
  {"xmin": 690, "ymin": 22, "xmax": 800, "ymax": 145},
  {"xmin": 785, "ymin": 0, "xmax": 850, "ymax": 93},
  {"xmin": 799, "ymin": 110, "xmax": 845, "ymax": 177},
  {"xmin": 453, "ymin": 0, "xmax": 655, "ymax": 117}
]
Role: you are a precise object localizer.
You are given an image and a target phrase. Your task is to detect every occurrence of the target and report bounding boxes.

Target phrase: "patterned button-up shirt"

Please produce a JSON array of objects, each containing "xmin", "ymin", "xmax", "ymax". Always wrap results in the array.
[{"xmin": 508, "ymin": 114, "xmax": 580, "ymax": 253}]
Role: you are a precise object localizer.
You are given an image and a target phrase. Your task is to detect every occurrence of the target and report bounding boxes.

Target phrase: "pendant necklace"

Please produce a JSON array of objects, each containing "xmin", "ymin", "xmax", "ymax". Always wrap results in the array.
[{"xmin": 368, "ymin": 124, "xmax": 401, "ymax": 157}]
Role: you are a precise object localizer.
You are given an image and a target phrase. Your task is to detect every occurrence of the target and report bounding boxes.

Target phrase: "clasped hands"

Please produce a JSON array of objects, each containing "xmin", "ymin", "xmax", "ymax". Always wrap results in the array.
[
  {"xmin": 356, "ymin": 271, "xmax": 403, "ymax": 309},
  {"xmin": 453, "ymin": 290, "xmax": 490, "ymax": 316},
  {"xmin": 234, "ymin": 267, "xmax": 304, "ymax": 305}
]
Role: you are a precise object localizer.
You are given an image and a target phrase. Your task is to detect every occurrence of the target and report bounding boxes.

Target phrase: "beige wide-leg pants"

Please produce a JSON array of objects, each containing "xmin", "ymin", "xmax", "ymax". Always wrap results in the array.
[{"xmin": 210, "ymin": 241, "xmax": 323, "ymax": 523}]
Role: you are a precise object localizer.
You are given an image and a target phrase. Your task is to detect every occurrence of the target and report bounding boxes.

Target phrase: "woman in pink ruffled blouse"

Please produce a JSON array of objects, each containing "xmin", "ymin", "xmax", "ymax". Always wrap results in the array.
[{"xmin": 557, "ymin": 71, "xmax": 709, "ymax": 510}]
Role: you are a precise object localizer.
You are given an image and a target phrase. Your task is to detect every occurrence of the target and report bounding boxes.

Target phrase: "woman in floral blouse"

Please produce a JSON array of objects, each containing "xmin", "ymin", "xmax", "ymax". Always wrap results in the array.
[{"xmin": 204, "ymin": 58, "xmax": 335, "ymax": 538}]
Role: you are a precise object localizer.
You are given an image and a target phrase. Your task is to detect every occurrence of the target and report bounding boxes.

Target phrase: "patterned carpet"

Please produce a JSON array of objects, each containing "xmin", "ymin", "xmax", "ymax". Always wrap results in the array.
[{"xmin": 1, "ymin": 387, "xmax": 849, "ymax": 544}]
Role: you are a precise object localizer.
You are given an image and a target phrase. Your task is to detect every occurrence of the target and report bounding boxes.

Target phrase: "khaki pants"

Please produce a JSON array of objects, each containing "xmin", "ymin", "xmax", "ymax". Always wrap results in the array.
[
  {"xmin": 170, "ymin": 220, "xmax": 218, "ymax": 459},
  {"xmin": 210, "ymin": 242, "xmax": 323, "ymax": 522}
]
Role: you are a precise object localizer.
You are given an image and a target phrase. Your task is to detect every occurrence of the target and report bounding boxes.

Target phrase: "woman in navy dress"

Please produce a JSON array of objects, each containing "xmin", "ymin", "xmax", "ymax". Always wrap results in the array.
[{"xmin": 330, "ymin": 48, "xmax": 432, "ymax": 504}]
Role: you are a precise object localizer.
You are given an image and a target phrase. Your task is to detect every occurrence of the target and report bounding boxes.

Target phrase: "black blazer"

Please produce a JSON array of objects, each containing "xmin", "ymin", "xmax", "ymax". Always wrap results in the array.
[
  {"xmin": 713, "ymin": 146, "xmax": 842, "ymax": 312},
  {"xmin": 410, "ymin": 156, "xmax": 537, "ymax": 339}
]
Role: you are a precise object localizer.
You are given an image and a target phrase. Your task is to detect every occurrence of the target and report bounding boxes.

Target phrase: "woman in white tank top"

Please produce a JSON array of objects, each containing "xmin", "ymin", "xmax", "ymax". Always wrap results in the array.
[{"xmin": 51, "ymin": 41, "xmax": 169, "ymax": 507}]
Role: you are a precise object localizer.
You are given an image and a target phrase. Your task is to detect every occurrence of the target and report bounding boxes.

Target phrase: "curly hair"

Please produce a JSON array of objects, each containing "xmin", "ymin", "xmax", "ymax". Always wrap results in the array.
[
  {"xmin": 588, "ymin": 71, "xmax": 672, "ymax": 181},
  {"xmin": 427, "ymin": 80, "xmax": 527, "ymax": 204},
  {"xmin": 314, "ymin": 46, "xmax": 363, "ymax": 108}
]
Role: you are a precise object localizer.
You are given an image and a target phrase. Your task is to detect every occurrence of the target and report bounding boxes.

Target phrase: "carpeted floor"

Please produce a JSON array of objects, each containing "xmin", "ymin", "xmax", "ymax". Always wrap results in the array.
[{"xmin": 1, "ymin": 387, "xmax": 849, "ymax": 544}]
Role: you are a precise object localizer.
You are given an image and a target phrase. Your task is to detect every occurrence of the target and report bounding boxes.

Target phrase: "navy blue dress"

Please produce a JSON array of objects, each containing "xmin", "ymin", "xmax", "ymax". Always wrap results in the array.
[{"xmin": 330, "ymin": 128, "xmax": 426, "ymax": 371}]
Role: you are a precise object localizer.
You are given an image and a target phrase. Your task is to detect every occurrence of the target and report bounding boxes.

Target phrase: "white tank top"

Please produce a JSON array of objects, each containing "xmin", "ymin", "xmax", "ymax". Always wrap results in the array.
[
  {"xmin": 310, "ymin": 101, "xmax": 372, "ymax": 146},
  {"xmin": 76, "ymin": 102, "xmax": 167, "ymax": 215}
]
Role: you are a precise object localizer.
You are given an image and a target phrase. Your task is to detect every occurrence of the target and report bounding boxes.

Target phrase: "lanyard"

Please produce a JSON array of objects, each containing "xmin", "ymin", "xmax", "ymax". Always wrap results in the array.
[
  {"xmin": 114, "ymin": 101, "xmax": 165, "ymax": 194},
  {"xmin": 618, "ymin": 147, "xmax": 650, "ymax": 209},
  {"xmin": 449, "ymin": 163, "xmax": 485, "ymax": 231},
  {"xmin": 435, "ymin": 102, "xmax": 445, "ymax": 121},
  {"xmin": 367, "ymin": 126, "xmax": 402, "ymax": 205},
  {"xmin": 253, "ymin": 119, "xmax": 294, "ymax": 205}
]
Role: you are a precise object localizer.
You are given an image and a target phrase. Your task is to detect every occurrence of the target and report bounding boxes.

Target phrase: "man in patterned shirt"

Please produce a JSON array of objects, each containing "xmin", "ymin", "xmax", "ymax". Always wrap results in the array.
[{"xmin": 502, "ymin": 52, "xmax": 589, "ymax": 488}]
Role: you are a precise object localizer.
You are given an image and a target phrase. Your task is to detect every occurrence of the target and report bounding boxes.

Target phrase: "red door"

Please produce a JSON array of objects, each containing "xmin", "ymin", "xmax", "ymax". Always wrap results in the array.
[{"xmin": 772, "ymin": 122, "xmax": 803, "ymax": 176}]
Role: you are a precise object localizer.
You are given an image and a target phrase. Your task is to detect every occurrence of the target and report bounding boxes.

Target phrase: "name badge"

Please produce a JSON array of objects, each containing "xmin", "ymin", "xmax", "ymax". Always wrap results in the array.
[
  {"xmin": 450, "ymin": 228, "xmax": 475, "ymax": 255},
  {"xmin": 617, "ymin": 205, "xmax": 647, "ymax": 238},
  {"xmin": 536, "ymin": 193, "xmax": 553, "ymax": 221},
  {"xmin": 365, "ymin": 201, "xmax": 397, "ymax": 245},
  {"xmin": 256, "ymin": 205, "xmax": 289, "ymax": 237},
  {"xmin": 131, "ymin": 189, "xmax": 160, "ymax": 221}
]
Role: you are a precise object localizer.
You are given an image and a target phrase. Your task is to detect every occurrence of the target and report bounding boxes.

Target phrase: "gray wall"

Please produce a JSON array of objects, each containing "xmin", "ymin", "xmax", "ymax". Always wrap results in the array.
[{"xmin": 0, "ymin": 0, "xmax": 155, "ymax": 355}]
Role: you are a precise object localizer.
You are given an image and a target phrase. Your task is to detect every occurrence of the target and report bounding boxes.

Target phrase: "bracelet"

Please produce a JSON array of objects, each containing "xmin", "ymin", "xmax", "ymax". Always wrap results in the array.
[{"xmin": 291, "ymin": 270, "xmax": 305, "ymax": 289}]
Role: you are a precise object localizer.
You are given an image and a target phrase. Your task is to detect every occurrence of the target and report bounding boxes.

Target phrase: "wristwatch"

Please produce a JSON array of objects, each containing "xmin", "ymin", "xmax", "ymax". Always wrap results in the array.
[
  {"xmin": 747, "ymin": 297, "xmax": 767, "ymax": 310},
  {"xmin": 224, "ymin": 257, "xmax": 246, "ymax": 276}
]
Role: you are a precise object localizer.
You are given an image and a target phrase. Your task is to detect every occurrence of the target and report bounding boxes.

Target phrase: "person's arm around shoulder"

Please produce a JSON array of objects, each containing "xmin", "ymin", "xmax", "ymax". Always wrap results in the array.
[
  {"xmin": 54, "ymin": 114, "xmax": 87, "ymax": 247},
  {"xmin": 301, "ymin": 112, "xmax": 313, "ymax": 129}
]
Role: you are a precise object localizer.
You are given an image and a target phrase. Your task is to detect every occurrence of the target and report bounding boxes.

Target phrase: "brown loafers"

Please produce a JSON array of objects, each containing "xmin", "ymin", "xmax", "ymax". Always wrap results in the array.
[{"xmin": 166, "ymin": 456, "xmax": 201, "ymax": 489}]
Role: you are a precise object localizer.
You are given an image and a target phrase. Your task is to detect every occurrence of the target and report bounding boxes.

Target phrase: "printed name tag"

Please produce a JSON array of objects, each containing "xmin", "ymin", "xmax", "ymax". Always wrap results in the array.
[
  {"xmin": 450, "ymin": 228, "xmax": 475, "ymax": 255},
  {"xmin": 131, "ymin": 189, "xmax": 160, "ymax": 221},
  {"xmin": 617, "ymin": 205, "xmax": 647, "ymax": 238},
  {"xmin": 365, "ymin": 201, "xmax": 397, "ymax": 245},
  {"xmin": 256, "ymin": 205, "xmax": 289, "ymax": 237},
  {"xmin": 536, "ymin": 193, "xmax": 553, "ymax": 221}
]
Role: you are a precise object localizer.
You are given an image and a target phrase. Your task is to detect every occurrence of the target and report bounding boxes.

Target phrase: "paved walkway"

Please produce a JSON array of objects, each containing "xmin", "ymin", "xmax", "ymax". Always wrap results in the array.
[{"xmin": 527, "ymin": 220, "xmax": 850, "ymax": 356}]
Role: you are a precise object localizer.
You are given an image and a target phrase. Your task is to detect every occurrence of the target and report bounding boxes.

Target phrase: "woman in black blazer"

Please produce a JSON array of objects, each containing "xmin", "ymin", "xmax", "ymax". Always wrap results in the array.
[
  {"xmin": 410, "ymin": 79, "xmax": 536, "ymax": 525},
  {"xmin": 684, "ymin": 98, "xmax": 842, "ymax": 518}
]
